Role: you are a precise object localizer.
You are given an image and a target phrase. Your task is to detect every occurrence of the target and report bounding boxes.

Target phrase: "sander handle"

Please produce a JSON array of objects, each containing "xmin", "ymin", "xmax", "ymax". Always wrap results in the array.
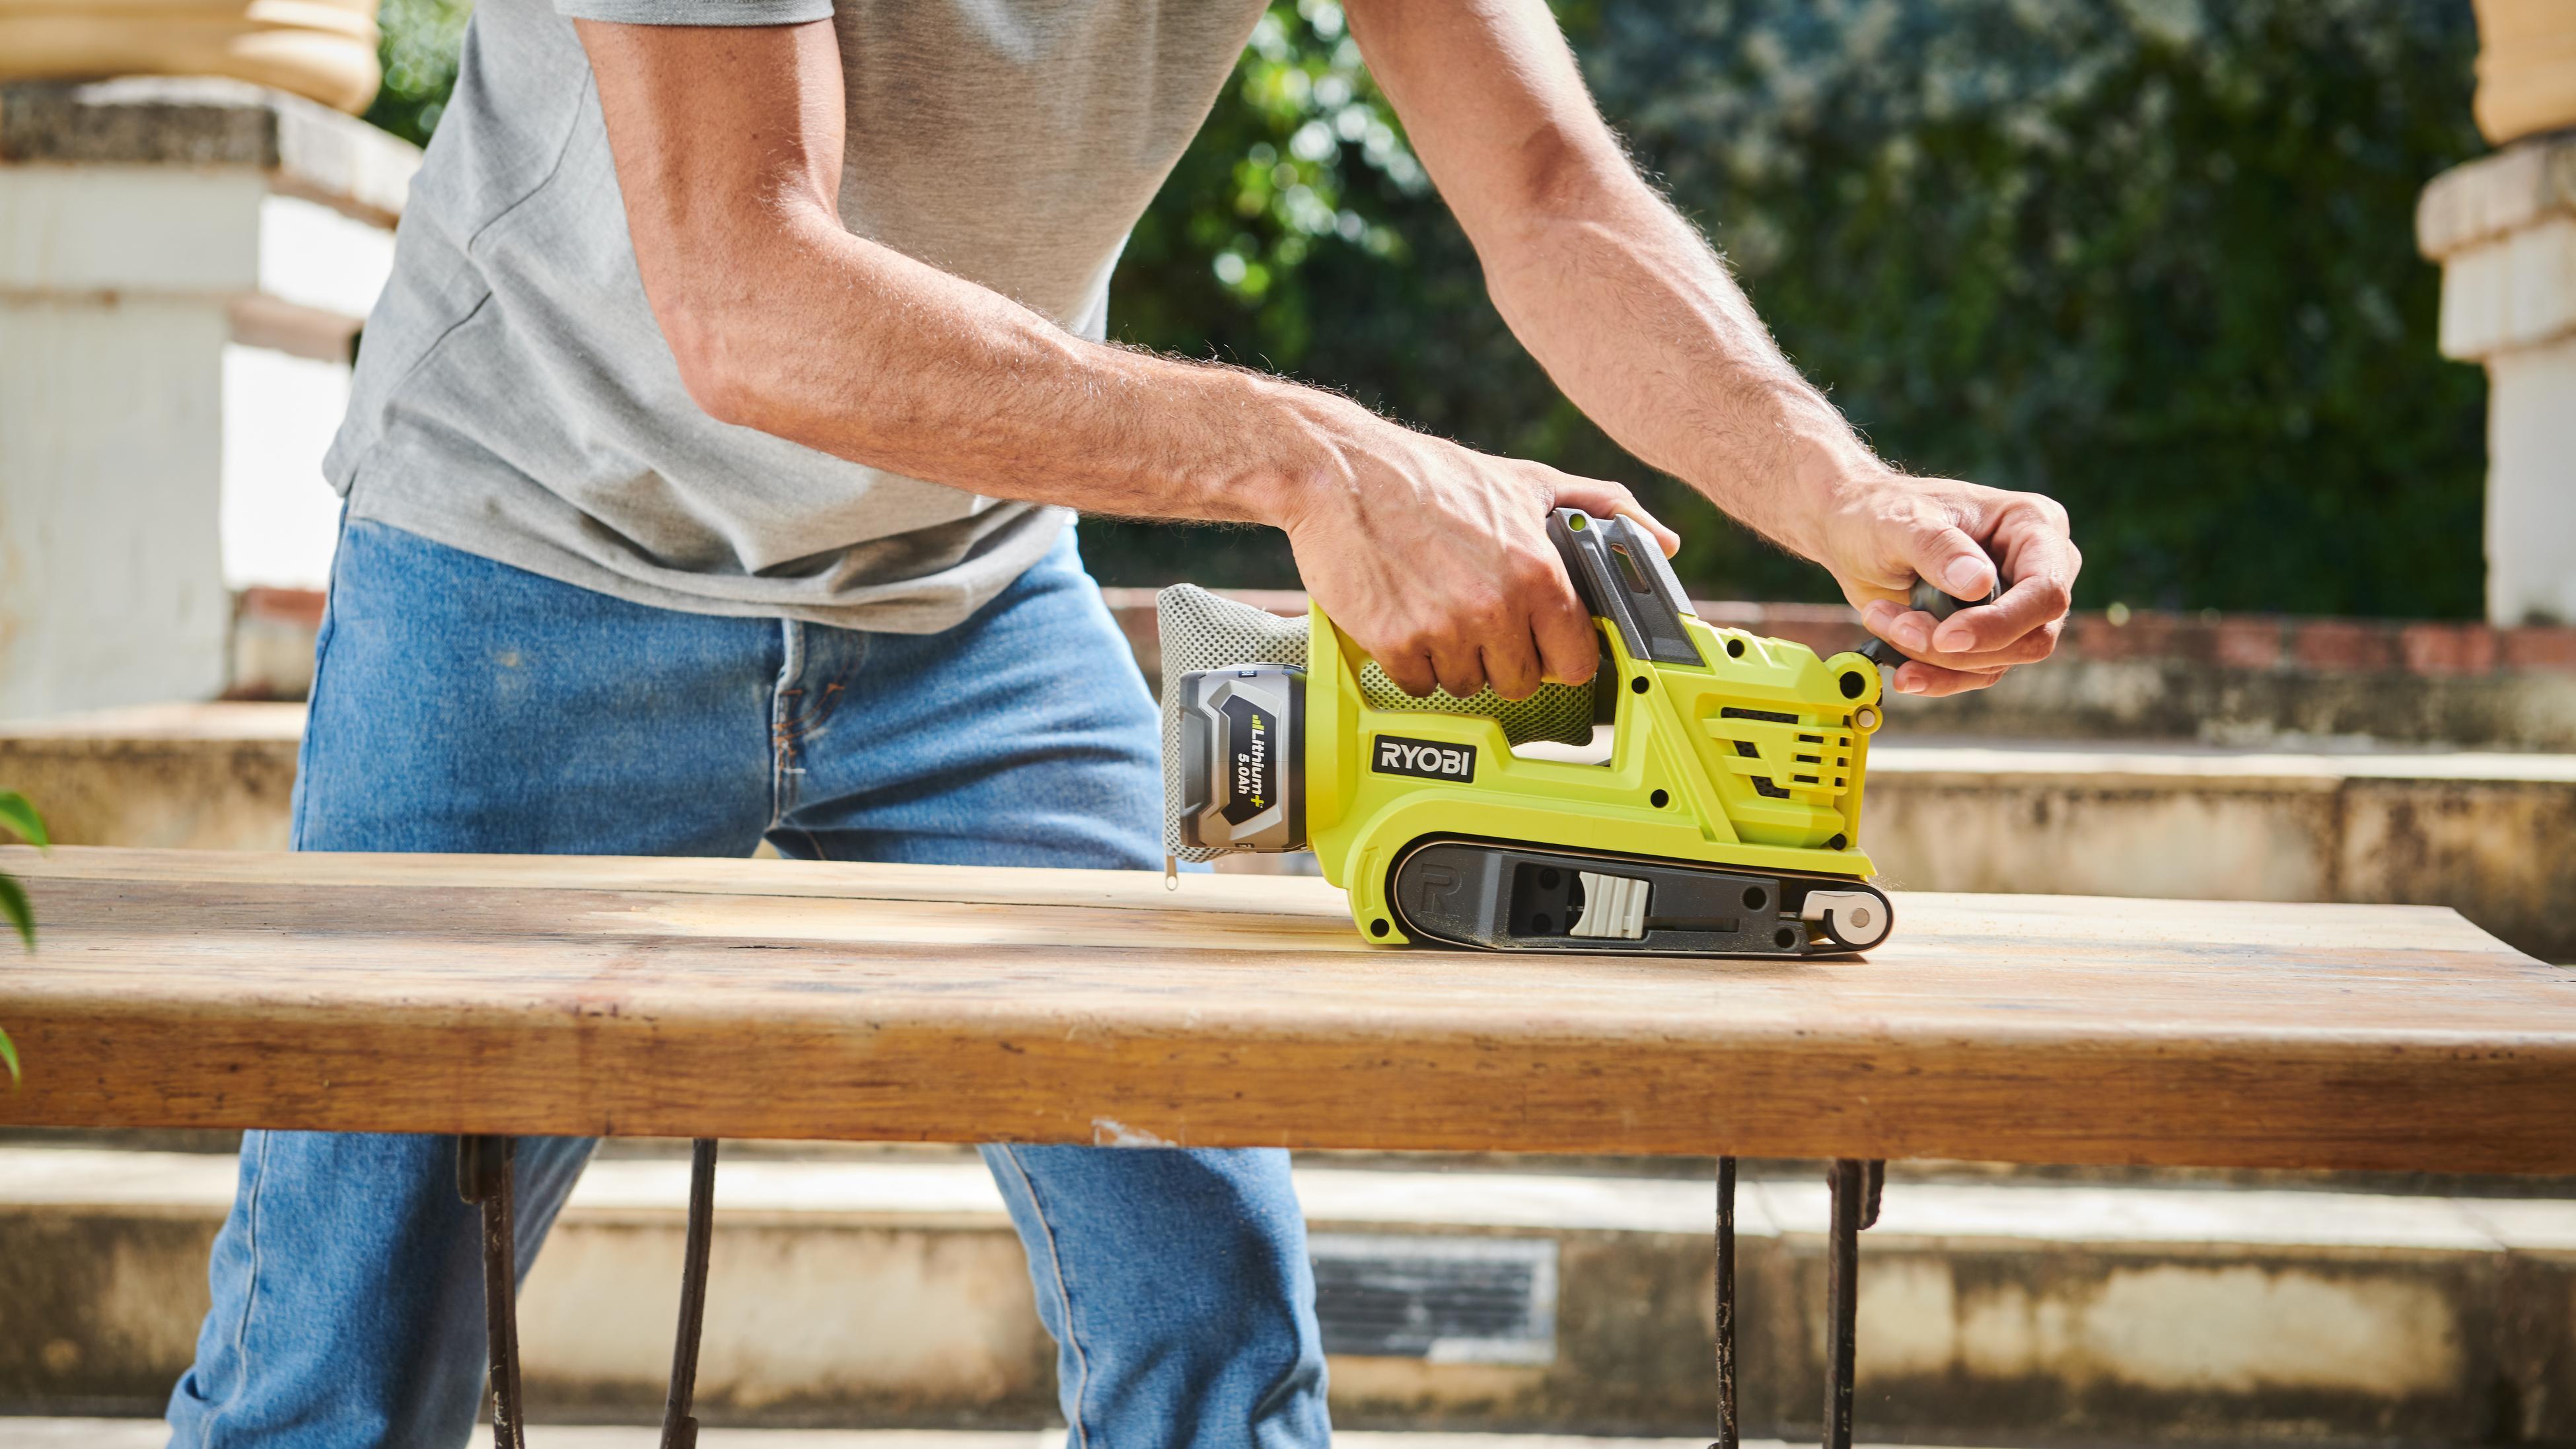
[{"xmin": 1547, "ymin": 508, "xmax": 1703, "ymax": 668}]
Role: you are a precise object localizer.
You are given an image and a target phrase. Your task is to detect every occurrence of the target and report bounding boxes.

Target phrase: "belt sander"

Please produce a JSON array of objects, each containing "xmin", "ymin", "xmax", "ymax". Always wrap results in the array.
[{"xmin": 1161, "ymin": 507, "xmax": 1930, "ymax": 956}]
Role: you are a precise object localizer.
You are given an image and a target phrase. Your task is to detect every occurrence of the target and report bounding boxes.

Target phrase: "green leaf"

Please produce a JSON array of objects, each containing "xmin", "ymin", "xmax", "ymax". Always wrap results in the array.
[
  {"xmin": 0, "ymin": 1026, "xmax": 16, "ymax": 1087},
  {"xmin": 0, "ymin": 871, "xmax": 32, "ymax": 950},
  {"xmin": 0, "ymin": 792, "xmax": 46, "ymax": 849}
]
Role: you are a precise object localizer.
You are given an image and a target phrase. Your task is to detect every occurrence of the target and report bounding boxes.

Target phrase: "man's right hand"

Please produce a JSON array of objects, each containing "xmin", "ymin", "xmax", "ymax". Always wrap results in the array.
[{"xmin": 1267, "ymin": 395, "xmax": 1678, "ymax": 703}]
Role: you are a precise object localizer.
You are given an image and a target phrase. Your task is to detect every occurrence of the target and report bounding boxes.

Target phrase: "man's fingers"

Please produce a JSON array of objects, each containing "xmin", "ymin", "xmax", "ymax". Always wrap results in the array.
[
  {"xmin": 1482, "ymin": 636, "xmax": 1544, "ymax": 701},
  {"xmin": 1427, "ymin": 637, "xmax": 1489, "ymax": 699},
  {"xmin": 1550, "ymin": 479, "xmax": 1681, "ymax": 557},
  {"xmin": 1928, "ymin": 567, "xmax": 2073, "ymax": 655},
  {"xmin": 1907, "ymin": 524, "xmax": 1999, "ymax": 604},
  {"xmin": 1888, "ymin": 659, "xmax": 2013, "ymax": 697},
  {"xmin": 1866, "ymin": 602, "xmax": 2061, "ymax": 672},
  {"xmin": 1531, "ymin": 600, "xmax": 1602, "ymax": 688},
  {"xmin": 1378, "ymin": 650, "xmax": 1439, "ymax": 698},
  {"xmin": 1932, "ymin": 499, "xmax": 2080, "ymax": 653}
]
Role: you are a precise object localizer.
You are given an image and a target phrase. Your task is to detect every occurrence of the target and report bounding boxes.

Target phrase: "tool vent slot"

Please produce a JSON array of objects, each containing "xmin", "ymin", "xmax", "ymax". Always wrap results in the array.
[
  {"xmin": 1309, "ymin": 1234, "xmax": 1557, "ymax": 1364},
  {"xmin": 1718, "ymin": 712, "xmax": 1857, "ymax": 806}
]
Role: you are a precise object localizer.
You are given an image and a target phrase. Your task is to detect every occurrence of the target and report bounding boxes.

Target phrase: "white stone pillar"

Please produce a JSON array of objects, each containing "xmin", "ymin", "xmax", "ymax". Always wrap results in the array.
[
  {"xmin": 2419, "ymin": 137, "xmax": 2576, "ymax": 627},
  {"xmin": 0, "ymin": 78, "xmax": 415, "ymax": 718}
]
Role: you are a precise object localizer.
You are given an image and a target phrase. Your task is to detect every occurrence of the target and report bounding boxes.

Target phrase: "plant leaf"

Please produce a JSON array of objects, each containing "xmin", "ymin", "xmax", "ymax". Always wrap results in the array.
[
  {"xmin": 0, "ymin": 1026, "xmax": 16, "ymax": 1086},
  {"xmin": 0, "ymin": 872, "xmax": 32, "ymax": 950},
  {"xmin": 0, "ymin": 793, "xmax": 48, "ymax": 850}
]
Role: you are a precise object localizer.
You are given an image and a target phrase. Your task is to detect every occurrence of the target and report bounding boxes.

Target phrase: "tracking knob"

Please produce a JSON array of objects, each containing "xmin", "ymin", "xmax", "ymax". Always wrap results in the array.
[{"xmin": 1858, "ymin": 576, "xmax": 2002, "ymax": 669}]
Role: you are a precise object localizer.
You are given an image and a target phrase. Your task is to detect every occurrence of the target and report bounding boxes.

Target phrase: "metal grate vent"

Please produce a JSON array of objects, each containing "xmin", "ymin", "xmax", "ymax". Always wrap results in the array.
[{"xmin": 1308, "ymin": 1233, "xmax": 1558, "ymax": 1364}]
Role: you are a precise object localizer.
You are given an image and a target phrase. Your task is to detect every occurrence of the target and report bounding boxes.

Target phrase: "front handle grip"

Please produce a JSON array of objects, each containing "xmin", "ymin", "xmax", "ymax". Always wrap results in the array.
[{"xmin": 1857, "ymin": 575, "xmax": 2003, "ymax": 670}]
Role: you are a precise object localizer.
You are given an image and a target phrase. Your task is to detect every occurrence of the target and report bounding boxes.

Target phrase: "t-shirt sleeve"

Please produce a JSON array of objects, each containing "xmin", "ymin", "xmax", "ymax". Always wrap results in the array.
[{"xmin": 554, "ymin": 0, "xmax": 831, "ymax": 25}]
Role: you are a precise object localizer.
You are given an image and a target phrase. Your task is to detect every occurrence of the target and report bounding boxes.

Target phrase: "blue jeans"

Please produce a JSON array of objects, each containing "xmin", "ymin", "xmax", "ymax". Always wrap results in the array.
[{"xmin": 166, "ymin": 519, "xmax": 1330, "ymax": 1449}]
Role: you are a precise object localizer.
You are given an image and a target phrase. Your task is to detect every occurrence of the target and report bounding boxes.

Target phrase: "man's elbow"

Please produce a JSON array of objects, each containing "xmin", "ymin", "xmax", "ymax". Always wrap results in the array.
[
  {"xmin": 660, "ymin": 298, "xmax": 771, "ymax": 431},
  {"xmin": 1503, "ymin": 122, "xmax": 1631, "ymax": 226}
]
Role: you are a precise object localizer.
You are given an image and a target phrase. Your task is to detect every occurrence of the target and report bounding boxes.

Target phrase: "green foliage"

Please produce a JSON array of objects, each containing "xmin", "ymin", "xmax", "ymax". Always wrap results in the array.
[
  {"xmin": 367, "ymin": 0, "xmax": 475, "ymax": 147},
  {"xmin": 1091, "ymin": 0, "xmax": 2489, "ymax": 615},
  {"xmin": 0, "ymin": 790, "xmax": 45, "ymax": 1085}
]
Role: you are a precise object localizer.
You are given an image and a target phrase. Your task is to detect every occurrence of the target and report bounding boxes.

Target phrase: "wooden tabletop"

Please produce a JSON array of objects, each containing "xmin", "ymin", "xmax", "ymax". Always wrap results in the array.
[{"xmin": 3, "ymin": 847, "xmax": 2570, "ymax": 1172}]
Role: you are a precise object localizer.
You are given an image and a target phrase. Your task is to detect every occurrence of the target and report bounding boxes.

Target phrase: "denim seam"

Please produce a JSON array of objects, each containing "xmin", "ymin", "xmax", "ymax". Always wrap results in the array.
[
  {"xmin": 995, "ymin": 1145, "xmax": 1096, "ymax": 1449},
  {"xmin": 197, "ymin": 1127, "xmax": 271, "ymax": 1443},
  {"xmin": 287, "ymin": 512, "xmax": 352, "ymax": 848}
]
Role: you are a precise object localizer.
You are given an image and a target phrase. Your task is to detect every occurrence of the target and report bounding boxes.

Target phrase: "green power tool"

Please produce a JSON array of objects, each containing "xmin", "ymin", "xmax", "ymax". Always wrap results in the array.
[{"xmin": 1161, "ymin": 508, "xmax": 1901, "ymax": 956}]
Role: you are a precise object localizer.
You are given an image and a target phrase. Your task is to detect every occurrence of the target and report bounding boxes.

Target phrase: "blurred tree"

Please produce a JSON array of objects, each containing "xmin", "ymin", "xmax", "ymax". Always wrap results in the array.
[
  {"xmin": 366, "ymin": 0, "xmax": 472, "ymax": 146},
  {"xmin": 1094, "ymin": 0, "xmax": 2489, "ymax": 616},
  {"xmin": 365, "ymin": 0, "xmax": 2490, "ymax": 615}
]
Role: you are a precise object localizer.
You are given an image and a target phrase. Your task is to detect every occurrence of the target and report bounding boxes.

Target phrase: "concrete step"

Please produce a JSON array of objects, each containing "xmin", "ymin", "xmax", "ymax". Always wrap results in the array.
[
  {"xmin": 3, "ymin": 1147, "xmax": 2569, "ymax": 1444},
  {"xmin": 0, "ymin": 702, "xmax": 299, "ymax": 851},
  {"xmin": 1858, "ymin": 738, "xmax": 2576, "ymax": 960}
]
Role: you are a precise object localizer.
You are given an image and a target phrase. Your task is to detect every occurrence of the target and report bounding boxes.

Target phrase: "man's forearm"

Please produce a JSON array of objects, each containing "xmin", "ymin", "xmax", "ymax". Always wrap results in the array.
[
  {"xmin": 1476, "ymin": 169, "xmax": 1873, "ymax": 561},
  {"xmin": 668, "ymin": 207, "xmax": 1332, "ymax": 530}
]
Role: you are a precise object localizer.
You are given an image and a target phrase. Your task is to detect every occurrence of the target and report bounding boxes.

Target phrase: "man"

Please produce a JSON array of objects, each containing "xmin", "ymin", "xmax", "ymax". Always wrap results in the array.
[{"xmin": 169, "ymin": 0, "xmax": 2079, "ymax": 1444}]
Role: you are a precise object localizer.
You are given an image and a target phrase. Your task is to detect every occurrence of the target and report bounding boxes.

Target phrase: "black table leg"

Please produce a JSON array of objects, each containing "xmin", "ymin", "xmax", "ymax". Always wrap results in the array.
[
  {"xmin": 1711, "ymin": 1155, "xmax": 1738, "ymax": 1449},
  {"xmin": 456, "ymin": 1134, "xmax": 526, "ymax": 1449},
  {"xmin": 659, "ymin": 1138, "xmax": 721, "ymax": 1449},
  {"xmin": 1822, "ymin": 1158, "xmax": 1884, "ymax": 1449}
]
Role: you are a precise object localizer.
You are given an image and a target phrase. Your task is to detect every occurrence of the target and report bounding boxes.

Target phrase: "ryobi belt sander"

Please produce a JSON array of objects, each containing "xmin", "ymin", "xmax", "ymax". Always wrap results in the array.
[{"xmin": 1161, "ymin": 507, "xmax": 1985, "ymax": 956}]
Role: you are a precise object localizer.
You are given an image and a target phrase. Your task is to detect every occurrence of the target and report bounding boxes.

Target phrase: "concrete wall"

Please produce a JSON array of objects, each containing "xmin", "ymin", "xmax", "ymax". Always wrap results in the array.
[{"xmin": 0, "ymin": 80, "xmax": 410, "ymax": 719}]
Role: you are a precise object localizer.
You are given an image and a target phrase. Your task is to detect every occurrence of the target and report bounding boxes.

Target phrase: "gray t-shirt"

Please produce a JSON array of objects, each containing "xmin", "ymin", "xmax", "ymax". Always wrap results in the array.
[{"xmin": 326, "ymin": 0, "xmax": 1267, "ymax": 631}]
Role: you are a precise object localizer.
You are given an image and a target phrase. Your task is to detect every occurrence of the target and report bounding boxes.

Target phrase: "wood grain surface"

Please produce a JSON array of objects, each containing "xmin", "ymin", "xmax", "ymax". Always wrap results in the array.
[{"xmin": 3, "ymin": 847, "xmax": 2571, "ymax": 1172}]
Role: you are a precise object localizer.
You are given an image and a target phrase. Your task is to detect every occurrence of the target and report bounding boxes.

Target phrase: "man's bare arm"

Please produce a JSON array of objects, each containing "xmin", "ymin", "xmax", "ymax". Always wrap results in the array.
[
  {"xmin": 1345, "ymin": 0, "xmax": 2081, "ymax": 695},
  {"xmin": 576, "ymin": 17, "xmax": 1677, "ymax": 700}
]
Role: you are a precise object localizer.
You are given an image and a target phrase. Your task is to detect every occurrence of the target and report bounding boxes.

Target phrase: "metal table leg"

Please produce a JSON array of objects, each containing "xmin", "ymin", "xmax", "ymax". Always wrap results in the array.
[
  {"xmin": 457, "ymin": 1134, "xmax": 527, "ymax": 1449},
  {"xmin": 457, "ymin": 1134, "xmax": 723, "ymax": 1449},
  {"xmin": 1711, "ymin": 1156, "xmax": 1738, "ymax": 1449},
  {"xmin": 660, "ymin": 1138, "xmax": 721, "ymax": 1449},
  {"xmin": 1821, "ymin": 1158, "xmax": 1884, "ymax": 1449},
  {"xmin": 1711, "ymin": 1157, "xmax": 1884, "ymax": 1449}
]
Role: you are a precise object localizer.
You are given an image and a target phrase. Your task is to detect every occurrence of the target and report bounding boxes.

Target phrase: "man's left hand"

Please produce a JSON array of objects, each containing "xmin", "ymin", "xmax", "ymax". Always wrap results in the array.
[{"xmin": 1808, "ymin": 470, "xmax": 2082, "ymax": 697}]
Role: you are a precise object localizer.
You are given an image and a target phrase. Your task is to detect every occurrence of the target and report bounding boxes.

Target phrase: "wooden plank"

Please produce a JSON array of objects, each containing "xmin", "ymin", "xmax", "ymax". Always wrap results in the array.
[{"xmin": 1, "ymin": 847, "xmax": 2571, "ymax": 1172}]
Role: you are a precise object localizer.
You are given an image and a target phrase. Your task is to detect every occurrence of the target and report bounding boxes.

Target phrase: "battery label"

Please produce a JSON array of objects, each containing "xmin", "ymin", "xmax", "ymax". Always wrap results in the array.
[{"xmin": 1220, "ymin": 695, "xmax": 1278, "ymax": 824}]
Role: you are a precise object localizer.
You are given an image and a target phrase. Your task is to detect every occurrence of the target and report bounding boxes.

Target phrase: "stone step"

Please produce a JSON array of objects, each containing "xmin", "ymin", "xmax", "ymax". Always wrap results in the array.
[
  {"xmin": 0, "ymin": 701, "xmax": 299, "ymax": 851},
  {"xmin": 7, "ymin": 703, "xmax": 2568, "ymax": 959},
  {"xmin": 1822, "ymin": 737, "xmax": 2575, "ymax": 961},
  {"xmin": 3, "ymin": 1147, "xmax": 2569, "ymax": 1443}
]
